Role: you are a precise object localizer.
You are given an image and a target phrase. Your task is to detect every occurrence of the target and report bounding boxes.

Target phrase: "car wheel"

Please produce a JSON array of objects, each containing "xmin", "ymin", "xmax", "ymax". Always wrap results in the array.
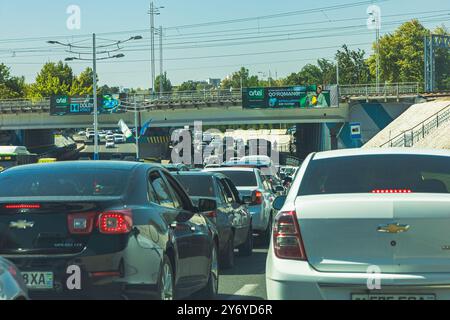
[
  {"xmin": 197, "ymin": 242, "xmax": 219, "ymax": 300},
  {"xmin": 157, "ymin": 255, "xmax": 174, "ymax": 300},
  {"xmin": 261, "ymin": 213, "xmax": 273, "ymax": 245},
  {"xmin": 238, "ymin": 224, "xmax": 253, "ymax": 257},
  {"xmin": 220, "ymin": 233, "xmax": 235, "ymax": 270}
]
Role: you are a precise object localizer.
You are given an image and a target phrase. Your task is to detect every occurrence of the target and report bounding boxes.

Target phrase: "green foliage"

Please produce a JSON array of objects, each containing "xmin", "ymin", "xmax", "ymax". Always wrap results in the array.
[
  {"xmin": 434, "ymin": 25, "xmax": 450, "ymax": 90},
  {"xmin": 155, "ymin": 72, "xmax": 173, "ymax": 92},
  {"xmin": 70, "ymin": 67, "xmax": 94, "ymax": 96},
  {"xmin": 0, "ymin": 63, "xmax": 26, "ymax": 99},
  {"xmin": 221, "ymin": 67, "xmax": 259, "ymax": 89},
  {"xmin": 336, "ymin": 45, "xmax": 370, "ymax": 84},
  {"xmin": 27, "ymin": 61, "xmax": 73, "ymax": 99}
]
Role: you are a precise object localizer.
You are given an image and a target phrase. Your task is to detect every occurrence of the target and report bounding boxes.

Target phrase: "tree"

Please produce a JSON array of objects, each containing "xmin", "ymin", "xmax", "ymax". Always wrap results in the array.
[
  {"xmin": 99, "ymin": 85, "xmax": 120, "ymax": 95},
  {"xmin": 367, "ymin": 20, "xmax": 428, "ymax": 84},
  {"xmin": 0, "ymin": 63, "xmax": 25, "ymax": 99},
  {"xmin": 155, "ymin": 72, "xmax": 173, "ymax": 93},
  {"xmin": 317, "ymin": 58, "xmax": 337, "ymax": 85},
  {"xmin": 27, "ymin": 61, "xmax": 73, "ymax": 99},
  {"xmin": 221, "ymin": 67, "xmax": 259, "ymax": 89},
  {"xmin": 70, "ymin": 67, "xmax": 95, "ymax": 96},
  {"xmin": 178, "ymin": 80, "xmax": 198, "ymax": 92},
  {"xmin": 336, "ymin": 45, "xmax": 370, "ymax": 84}
]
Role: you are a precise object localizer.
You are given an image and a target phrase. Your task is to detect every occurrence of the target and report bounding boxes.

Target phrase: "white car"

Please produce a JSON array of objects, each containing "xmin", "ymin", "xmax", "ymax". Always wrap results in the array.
[
  {"xmin": 105, "ymin": 139, "xmax": 115, "ymax": 149},
  {"xmin": 266, "ymin": 148, "xmax": 450, "ymax": 300},
  {"xmin": 114, "ymin": 134, "xmax": 126, "ymax": 144}
]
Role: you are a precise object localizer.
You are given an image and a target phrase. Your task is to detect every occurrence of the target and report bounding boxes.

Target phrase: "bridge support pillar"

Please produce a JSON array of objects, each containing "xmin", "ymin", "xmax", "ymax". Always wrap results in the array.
[
  {"xmin": 21, "ymin": 129, "xmax": 55, "ymax": 153},
  {"xmin": 295, "ymin": 124, "xmax": 322, "ymax": 160}
]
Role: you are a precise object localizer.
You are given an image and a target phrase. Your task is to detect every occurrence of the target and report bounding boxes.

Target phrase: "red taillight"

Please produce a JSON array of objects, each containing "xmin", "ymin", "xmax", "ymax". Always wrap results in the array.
[
  {"xmin": 372, "ymin": 189, "xmax": 412, "ymax": 194},
  {"xmin": 254, "ymin": 191, "xmax": 263, "ymax": 205},
  {"xmin": 204, "ymin": 211, "xmax": 217, "ymax": 219},
  {"xmin": 68, "ymin": 212, "xmax": 96, "ymax": 235},
  {"xmin": 5, "ymin": 204, "xmax": 41, "ymax": 209},
  {"xmin": 273, "ymin": 211, "xmax": 307, "ymax": 261},
  {"xmin": 98, "ymin": 210, "xmax": 133, "ymax": 234}
]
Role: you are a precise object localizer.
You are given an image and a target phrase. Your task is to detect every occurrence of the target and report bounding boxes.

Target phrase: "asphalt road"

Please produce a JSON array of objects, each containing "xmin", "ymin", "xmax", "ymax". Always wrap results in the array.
[{"xmin": 217, "ymin": 244, "xmax": 268, "ymax": 300}]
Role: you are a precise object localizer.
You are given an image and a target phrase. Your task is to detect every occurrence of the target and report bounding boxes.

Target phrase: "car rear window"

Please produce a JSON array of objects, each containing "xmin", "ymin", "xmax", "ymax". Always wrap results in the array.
[
  {"xmin": 215, "ymin": 171, "xmax": 257, "ymax": 187},
  {"xmin": 0, "ymin": 168, "xmax": 131, "ymax": 197},
  {"xmin": 175, "ymin": 175, "xmax": 215, "ymax": 197},
  {"xmin": 299, "ymin": 155, "xmax": 450, "ymax": 196}
]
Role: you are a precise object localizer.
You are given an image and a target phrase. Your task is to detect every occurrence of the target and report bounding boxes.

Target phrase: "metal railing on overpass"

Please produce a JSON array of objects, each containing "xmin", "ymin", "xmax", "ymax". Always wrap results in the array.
[
  {"xmin": 380, "ymin": 103, "xmax": 450, "ymax": 148},
  {"xmin": 339, "ymin": 82, "xmax": 420, "ymax": 99}
]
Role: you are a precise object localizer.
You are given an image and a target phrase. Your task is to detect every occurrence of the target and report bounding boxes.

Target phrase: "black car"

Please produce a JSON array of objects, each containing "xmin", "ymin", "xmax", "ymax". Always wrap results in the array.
[
  {"xmin": 162, "ymin": 164, "xmax": 190, "ymax": 172},
  {"xmin": 0, "ymin": 161, "xmax": 218, "ymax": 300},
  {"xmin": 174, "ymin": 172, "xmax": 253, "ymax": 269}
]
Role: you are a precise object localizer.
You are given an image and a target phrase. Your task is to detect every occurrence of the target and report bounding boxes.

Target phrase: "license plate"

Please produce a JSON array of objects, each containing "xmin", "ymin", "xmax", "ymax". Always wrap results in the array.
[
  {"xmin": 352, "ymin": 294, "xmax": 435, "ymax": 300},
  {"xmin": 22, "ymin": 272, "xmax": 54, "ymax": 290}
]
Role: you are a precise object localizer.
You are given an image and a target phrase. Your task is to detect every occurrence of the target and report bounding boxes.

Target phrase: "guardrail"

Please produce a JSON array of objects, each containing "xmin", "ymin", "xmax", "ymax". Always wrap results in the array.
[
  {"xmin": 380, "ymin": 103, "xmax": 450, "ymax": 148},
  {"xmin": 339, "ymin": 82, "xmax": 420, "ymax": 99}
]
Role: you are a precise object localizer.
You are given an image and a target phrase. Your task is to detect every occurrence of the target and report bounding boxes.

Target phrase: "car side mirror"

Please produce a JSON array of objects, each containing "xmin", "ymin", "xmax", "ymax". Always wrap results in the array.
[
  {"xmin": 273, "ymin": 196, "xmax": 287, "ymax": 211},
  {"xmin": 198, "ymin": 198, "xmax": 217, "ymax": 213}
]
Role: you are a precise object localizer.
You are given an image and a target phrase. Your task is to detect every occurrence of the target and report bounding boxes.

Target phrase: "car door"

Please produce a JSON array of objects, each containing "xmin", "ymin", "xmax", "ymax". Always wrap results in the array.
[
  {"xmin": 214, "ymin": 177, "xmax": 234, "ymax": 248},
  {"xmin": 148, "ymin": 170, "xmax": 192, "ymax": 285},
  {"xmin": 218, "ymin": 178, "xmax": 248, "ymax": 246},
  {"xmin": 258, "ymin": 171, "xmax": 274, "ymax": 224},
  {"xmin": 161, "ymin": 171, "xmax": 211, "ymax": 287}
]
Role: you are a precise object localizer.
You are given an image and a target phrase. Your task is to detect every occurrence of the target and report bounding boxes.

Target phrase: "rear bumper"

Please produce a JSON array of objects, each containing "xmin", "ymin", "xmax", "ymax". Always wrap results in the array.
[{"xmin": 266, "ymin": 246, "xmax": 450, "ymax": 300}]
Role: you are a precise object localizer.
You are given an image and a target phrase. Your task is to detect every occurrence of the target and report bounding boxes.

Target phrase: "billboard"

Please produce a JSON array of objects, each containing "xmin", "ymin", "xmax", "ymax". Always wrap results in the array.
[
  {"xmin": 50, "ymin": 94, "xmax": 124, "ymax": 116},
  {"xmin": 242, "ymin": 85, "xmax": 334, "ymax": 109}
]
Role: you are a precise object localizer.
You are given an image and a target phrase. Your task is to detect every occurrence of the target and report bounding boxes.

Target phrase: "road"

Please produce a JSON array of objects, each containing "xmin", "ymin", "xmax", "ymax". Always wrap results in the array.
[{"xmin": 217, "ymin": 245, "xmax": 268, "ymax": 300}]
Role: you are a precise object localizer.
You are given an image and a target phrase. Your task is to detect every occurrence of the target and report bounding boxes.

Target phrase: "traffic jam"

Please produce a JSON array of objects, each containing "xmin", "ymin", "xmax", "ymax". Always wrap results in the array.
[{"xmin": 0, "ymin": 142, "xmax": 449, "ymax": 301}]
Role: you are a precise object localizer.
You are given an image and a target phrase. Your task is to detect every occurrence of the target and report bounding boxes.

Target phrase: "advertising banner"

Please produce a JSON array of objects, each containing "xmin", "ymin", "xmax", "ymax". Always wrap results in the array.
[
  {"xmin": 50, "ymin": 94, "xmax": 124, "ymax": 116},
  {"xmin": 242, "ymin": 85, "xmax": 334, "ymax": 109}
]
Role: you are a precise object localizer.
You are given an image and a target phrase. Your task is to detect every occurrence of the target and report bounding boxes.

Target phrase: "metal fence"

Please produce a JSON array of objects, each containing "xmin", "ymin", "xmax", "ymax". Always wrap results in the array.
[
  {"xmin": 339, "ymin": 82, "xmax": 420, "ymax": 97},
  {"xmin": 380, "ymin": 103, "xmax": 450, "ymax": 148}
]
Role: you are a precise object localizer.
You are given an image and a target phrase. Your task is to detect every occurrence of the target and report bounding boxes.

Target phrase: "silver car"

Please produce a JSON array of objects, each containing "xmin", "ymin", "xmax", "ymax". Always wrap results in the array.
[
  {"xmin": 0, "ymin": 257, "xmax": 28, "ymax": 300},
  {"xmin": 205, "ymin": 167, "xmax": 277, "ymax": 244}
]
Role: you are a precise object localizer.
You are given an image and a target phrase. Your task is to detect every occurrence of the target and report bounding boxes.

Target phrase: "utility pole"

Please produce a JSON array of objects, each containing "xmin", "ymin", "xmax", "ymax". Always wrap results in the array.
[
  {"xmin": 148, "ymin": 2, "xmax": 164, "ymax": 97},
  {"xmin": 159, "ymin": 25, "xmax": 163, "ymax": 97},
  {"xmin": 92, "ymin": 33, "xmax": 99, "ymax": 160}
]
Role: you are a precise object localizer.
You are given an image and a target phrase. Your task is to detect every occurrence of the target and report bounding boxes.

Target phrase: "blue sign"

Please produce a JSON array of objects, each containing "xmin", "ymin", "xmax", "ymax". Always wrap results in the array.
[{"xmin": 350, "ymin": 122, "xmax": 362, "ymax": 140}]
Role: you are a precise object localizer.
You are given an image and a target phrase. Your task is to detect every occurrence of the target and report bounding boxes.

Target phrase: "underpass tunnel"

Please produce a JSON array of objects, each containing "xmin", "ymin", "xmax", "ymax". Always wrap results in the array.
[{"xmin": 295, "ymin": 124, "xmax": 323, "ymax": 160}]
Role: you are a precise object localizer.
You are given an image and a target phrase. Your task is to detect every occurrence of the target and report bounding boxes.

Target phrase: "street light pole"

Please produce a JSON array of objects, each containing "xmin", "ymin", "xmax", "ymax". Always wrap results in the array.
[
  {"xmin": 92, "ymin": 33, "xmax": 99, "ymax": 161},
  {"xmin": 159, "ymin": 25, "xmax": 163, "ymax": 97}
]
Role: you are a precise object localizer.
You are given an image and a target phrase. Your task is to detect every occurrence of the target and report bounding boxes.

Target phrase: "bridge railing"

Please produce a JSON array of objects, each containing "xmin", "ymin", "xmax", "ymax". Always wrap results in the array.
[
  {"xmin": 380, "ymin": 103, "xmax": 450, "ymax": 148},
  {"xmin": 339, "ymin": 82, "xmax": 420, "ymax": 97},
  {"xmin": 122, "ymin": 89, "xmax": 243, "ymax": 104}
]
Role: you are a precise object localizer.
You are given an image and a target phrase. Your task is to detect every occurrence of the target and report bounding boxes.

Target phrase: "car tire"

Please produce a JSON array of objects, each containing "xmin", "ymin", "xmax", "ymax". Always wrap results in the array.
[
  {"xmin": 157, "ymin": 255, "xmax": 175, "ymax": 300},
  {"xmin": 197, "ymin": 242, "xmax": 219, "ymax": 300},
  {"xmin": 220, "ymin": 233, "xmax": 235, "ymax": 270},
  {"xmin": 238, "ymin": 224, "xmax": 253, "ymax": 257},
  {"xmin": 260, "ymin": 213, "xmax": 273, "ymax": 245}
]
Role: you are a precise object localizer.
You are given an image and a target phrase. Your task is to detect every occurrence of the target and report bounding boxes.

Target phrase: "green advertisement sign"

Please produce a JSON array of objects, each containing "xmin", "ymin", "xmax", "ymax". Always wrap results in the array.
[
  {"xmin": 50, "ymin": 94, "xmax": 124, "ymax": 116},
  {"xmin": 242, "ymin": 86, "xmax": 332, "ymax": 109}
]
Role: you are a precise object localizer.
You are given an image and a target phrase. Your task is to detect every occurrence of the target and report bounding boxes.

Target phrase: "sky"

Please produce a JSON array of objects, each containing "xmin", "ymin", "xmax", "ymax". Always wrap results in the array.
[{"xmin": 0, "ymin": 0, "xmax": 448, "ymax": 89}]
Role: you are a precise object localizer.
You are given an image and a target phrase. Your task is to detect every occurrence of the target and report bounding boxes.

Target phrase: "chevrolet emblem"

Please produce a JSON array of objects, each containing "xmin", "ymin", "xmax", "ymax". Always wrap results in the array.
[
  {"xmin": 9, "ymin": 220, "xmax": 35, "ymax": 230},
  {"xmin": 377, "ymin": 223, "xmax": 410, "ymax": 234}
]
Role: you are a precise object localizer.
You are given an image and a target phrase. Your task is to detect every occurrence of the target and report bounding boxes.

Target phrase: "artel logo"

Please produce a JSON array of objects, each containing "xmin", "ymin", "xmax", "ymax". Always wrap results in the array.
[
  {"xmin": 56, "ymin": 97, "xmax": 68, "ymax": 104},
  {"xmin": 248, "ymin": 89, "xmax": 264, "ymax": 99}
]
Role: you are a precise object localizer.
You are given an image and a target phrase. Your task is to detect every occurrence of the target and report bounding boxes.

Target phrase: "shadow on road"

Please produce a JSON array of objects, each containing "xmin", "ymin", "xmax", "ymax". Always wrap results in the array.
[{"xmin": 221, "ymin": 250, "xmax": 268, "ymax": 276}]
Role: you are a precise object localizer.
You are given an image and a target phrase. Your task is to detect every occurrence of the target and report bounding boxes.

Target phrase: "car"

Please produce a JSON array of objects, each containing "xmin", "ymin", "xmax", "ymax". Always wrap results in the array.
[
  {"xmin": 114, "ymin": 134, "xmax": 126, "ymax": 144},
  {"xmin": 85, "ymin": 129, "xmax": 95, "ymax": 140},
  {"xmin": 105, "ymin": 138, "xmax": 116, "ymax": 149},
  {"xmin": 0, "ymin": 257, "xmax": 28, "ymax": 300},
  {"xmin": 267, "ymin": 148, "xmax": 450, "ymax": 300},
  {"xmin": 205, "ymin": 167, "xmax": 279, "ymax": 244},
  {"xmin": 162, "ymin": 164, "xmax": 190, "ymax": 172},
  {"xmin": 174, "ymin": 171, "xmax": 253, "ymax": 269},
  {"xmin": 0, "ymin": 161, "xmax": 219, "ymax": 300}
]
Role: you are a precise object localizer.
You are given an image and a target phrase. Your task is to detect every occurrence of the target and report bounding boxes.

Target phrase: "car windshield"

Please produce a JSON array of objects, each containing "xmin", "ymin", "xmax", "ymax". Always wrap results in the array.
[
  {"xmin": 214, "ymin": 171, "xmax": 257, "ymax": 187},
  {"xmin": 175, "ymin": 175, "xmax": 215, "ymax": 197},
  {"xmin": 299, "ymin": 155, "xmax": 450, "ymax": 196},
  {"xmin": 0, "ymin": 168, "xmax": 131, "ymax": 197}
]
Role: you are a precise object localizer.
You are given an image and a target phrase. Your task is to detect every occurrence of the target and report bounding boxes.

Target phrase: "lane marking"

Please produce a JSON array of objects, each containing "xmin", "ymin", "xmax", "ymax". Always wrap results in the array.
[{"xmin": 228, "ymin": 284, "xmax": 259, "ymax": 300}]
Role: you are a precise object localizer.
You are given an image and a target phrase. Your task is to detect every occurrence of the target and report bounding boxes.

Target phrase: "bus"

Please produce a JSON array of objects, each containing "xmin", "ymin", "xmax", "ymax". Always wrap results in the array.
[{"xmin": 0, "ymin": 146, "xmax": 38, "ymax": 172}]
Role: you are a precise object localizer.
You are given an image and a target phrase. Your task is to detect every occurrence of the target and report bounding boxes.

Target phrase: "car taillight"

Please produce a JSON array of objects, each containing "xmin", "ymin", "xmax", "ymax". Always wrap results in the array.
[
  {"xmin": 372, "ymin": 189, "xmax": 412, "ymax": 194},
  {"xmin": 204, "ymin": 211, "xmax": 217, "ymax": 219},
  {"xmin": 68, "ymin": 212, "xmax": 97, "ymax": 235},
  {"xmin": 273, "ymin": 211, "xmax": 307, "ymax": 261},
  {"xmin": 98, "ymin": 209, "xmax": 133, "ymax": 234},
  {"xmin": 5, "ymin": 204, "xmax": 41, "ymax": 209},
  {"xmin": 254, "ymin": 191, "xmax": 263, "ymax": 205}
]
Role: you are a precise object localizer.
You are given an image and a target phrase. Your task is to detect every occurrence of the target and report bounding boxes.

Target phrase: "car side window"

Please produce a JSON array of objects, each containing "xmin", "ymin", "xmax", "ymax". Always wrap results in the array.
[
  {"xmin": 162, "ymin": 172, "xmax": 185, "ymax": 210},
  {"xmin": 225, "ymin": 178, "xmax": 242, "ymax": 203},
  {"xmin": 149, "ymin": 171, "xmax": 175, "ymax": 209},
  {"xmin": 147, "ymin": 172, "xmax": 159, "ymax": 204},
  {"xmin": 215, "ymin": 178, "xmax": 227, "ymax": 204},
  {"xmin": 219, "ymin": 179, "xmax": 235, "ymax": 203}
]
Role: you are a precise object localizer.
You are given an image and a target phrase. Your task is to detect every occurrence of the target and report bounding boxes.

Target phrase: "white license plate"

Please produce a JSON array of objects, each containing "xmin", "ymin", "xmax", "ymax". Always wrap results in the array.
[
  {"xmin": 352, "ymin": 294, "xmax": 435, "ymax": 300},
  {"xmin": 22, "ymin": 272, "xmax": 54, "ymax": 289}
]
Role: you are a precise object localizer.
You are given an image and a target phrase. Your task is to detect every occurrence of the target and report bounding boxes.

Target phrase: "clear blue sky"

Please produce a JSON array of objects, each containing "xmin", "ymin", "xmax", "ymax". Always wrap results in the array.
[{"xmin": 0, "ymin": 0, "xmax": 448, "ymax": 89}]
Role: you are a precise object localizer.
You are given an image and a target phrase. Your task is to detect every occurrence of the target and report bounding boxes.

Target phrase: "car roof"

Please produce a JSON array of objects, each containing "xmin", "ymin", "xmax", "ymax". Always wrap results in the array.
[
  {"xmin": 3, "ymin": 161, "xmax": 160, "ymax": 173},
  {"xmin": 204, "ymin": 167, "xmax": 256, "ymax": 173},
  {"xmin": 313, "ymin": 148, "xmax": 450, "ymax": 160},
  {"xmin": 174, "ymin": 171, "xmax": 227, "ymax": 179}
]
